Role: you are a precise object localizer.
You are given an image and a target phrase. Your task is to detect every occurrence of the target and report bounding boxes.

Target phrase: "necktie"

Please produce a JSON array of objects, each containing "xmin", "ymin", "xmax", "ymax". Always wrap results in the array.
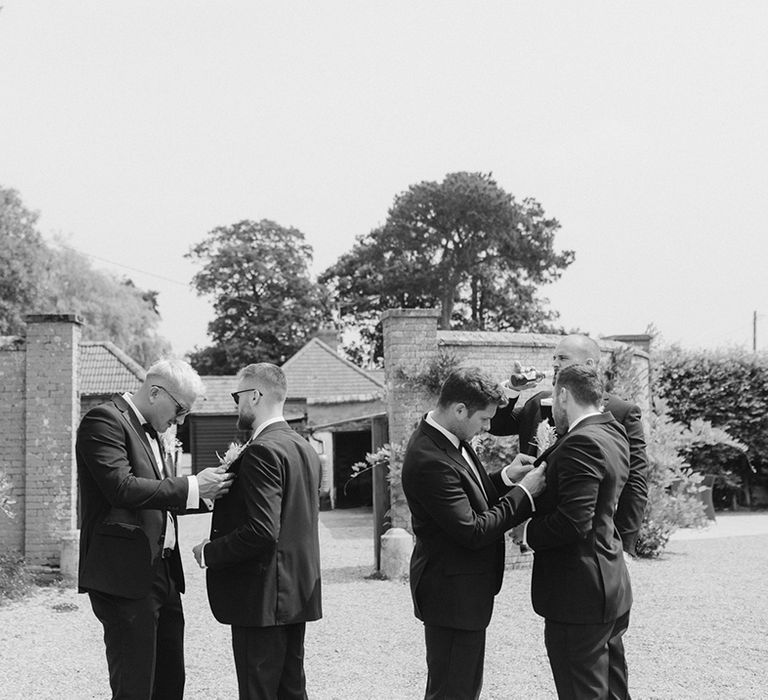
[
  {"xmin": 143, "ymin": 423, "xmax": 168, "ymax": 476},
  {"xmin": 460, "ymin": 440, "xmax": 489, "ymax": 499}
]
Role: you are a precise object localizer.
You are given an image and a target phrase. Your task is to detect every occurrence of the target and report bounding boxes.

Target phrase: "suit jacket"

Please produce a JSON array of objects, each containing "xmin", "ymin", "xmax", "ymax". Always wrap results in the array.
[
  {"xmin": 401, "ymin": 418, "xmax": 534, "ymax": 632},
  {"xmin": 205, "ymin": 421, "xmax": 322, "ymax": 627},
  {"xmin": 76, "ymin": 394, "xmax": 195, "ymax": 599},
  {"xmin": 490, "ymin": 390, "xmax": 649, "ymax": 554},
  {"xmin": 526, "ymin": 412, "xmax": 633, "ymax": 624}
]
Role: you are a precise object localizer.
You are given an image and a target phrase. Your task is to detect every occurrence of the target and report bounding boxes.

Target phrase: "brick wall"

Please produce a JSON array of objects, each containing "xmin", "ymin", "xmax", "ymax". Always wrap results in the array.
[
  {"xmin": 0, "ymin": 348, "xmax": 26, "ymax": 552},
  {"xmin": 23, "ymin": 315, "xmax": 82, "ymax": 568},
  {"xmin": 382, "ymin": 308, "xmax": 652, "ymax": 529}
]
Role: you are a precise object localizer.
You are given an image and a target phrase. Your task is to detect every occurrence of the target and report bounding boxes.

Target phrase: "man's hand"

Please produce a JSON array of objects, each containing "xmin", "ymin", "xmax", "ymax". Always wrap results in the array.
[
  {"xmin": 519, "ymin": 463, "xmax": 546, "ymax": 497},
  {"xmin": 197, "ymin": 465, "xmax": 235, "ymax": 500},
  {"xmin": 192, "ymin": 539, "xmax": 209, "ymax": 568},
  {"xmin": 505, "ymin": 453, "xmax": 537, "ymax": 482},
  {"xmin": 508, "ymin": 360, "xmax": 545, "ymax": 391}
]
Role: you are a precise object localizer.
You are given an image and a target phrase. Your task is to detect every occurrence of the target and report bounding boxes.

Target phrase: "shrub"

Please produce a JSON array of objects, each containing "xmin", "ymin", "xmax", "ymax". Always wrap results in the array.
[
  {"xmin": 350, "ymin": 441, "xmax": 408, "ymax": 528},
  {"xmin": 635, "ymin": 402, "xmax": 746, "ymax": 557},
  {"xmin": 0, "ymin": 468, "xmax": 16, "ymax": 520},
  {"xmin": 395, "ymin": 350, "xmax": 462, "ymax": 396},
  {"xmin": 0, "ymin": 550, "xmax": 33, "ymax": 604},
  {"xmin": 655, "ymin": 346, "xmax": 766, "ymax": 506}
]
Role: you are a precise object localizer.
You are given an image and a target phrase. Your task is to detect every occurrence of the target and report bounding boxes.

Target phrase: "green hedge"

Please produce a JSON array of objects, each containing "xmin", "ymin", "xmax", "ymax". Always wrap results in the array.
[{"xmin": 655, "ymin": 347, "xmax": 764, "ymax": 504}]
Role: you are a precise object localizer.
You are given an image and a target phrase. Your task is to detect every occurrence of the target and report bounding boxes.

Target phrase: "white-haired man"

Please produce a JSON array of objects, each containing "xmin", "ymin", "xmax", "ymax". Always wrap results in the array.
[{"xmin": 77, "ymin": 358, "xmax": 234, "ymax": 700}]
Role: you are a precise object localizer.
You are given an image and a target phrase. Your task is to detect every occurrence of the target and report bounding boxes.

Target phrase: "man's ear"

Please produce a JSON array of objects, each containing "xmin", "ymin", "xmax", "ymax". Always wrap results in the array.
[{"xmin": 453, "ymin": 402, "xmax": 468, "ymax": 419}]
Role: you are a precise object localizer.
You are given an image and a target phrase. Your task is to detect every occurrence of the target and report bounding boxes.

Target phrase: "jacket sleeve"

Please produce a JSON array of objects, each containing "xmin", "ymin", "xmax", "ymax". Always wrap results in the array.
[
  {"xmin": 526, "ymin": 434, "xmax": 605, "ymax": 551},
  {"xmin": 205, "ymin": 443, "xmax": 282, "ymax": 568},
  {"xmin": 406, "ymin": 455, "xmax": 533, "ymax": 550},
  {"xmin": 614, "ymin": 403, "xmax": 649, "ymax": 554},
  {"xmin": 488, "ymin": 394, "xmax": 522, "ymax": 436},
  {"xmin": 77, "ymin": 407, "xmax": 189, "ymax": 510}
]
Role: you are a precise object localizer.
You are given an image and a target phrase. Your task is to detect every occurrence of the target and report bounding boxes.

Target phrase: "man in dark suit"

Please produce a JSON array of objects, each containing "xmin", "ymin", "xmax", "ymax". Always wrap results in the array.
[
  {"xmin": 77, "ymin": 358, "xmax": 235, "ymax": 700},
  {"xmin": 193, "ymin": 363, "xmax": 322, "ymax": 700},
  {"xmin": 402, "ymin": 367, "xmax": 547, "ymax": 700},
  {"xmin": 490, "ymin": 334, "xmax": 649, "ymax": 556},
  {"xmin": 516, "ymin": 364, "xmax": 633, "ymax": 699}
]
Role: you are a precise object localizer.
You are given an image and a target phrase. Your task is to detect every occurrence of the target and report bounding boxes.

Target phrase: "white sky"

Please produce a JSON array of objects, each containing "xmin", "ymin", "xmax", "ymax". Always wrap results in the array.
[{"xmin": 1, "ymin": 2, "xmax": 767, "ymax": 356}]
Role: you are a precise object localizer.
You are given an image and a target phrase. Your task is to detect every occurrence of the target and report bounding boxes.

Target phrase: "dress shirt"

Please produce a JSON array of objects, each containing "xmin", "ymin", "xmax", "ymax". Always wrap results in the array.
[
  {"xmin": 425, "ymin": 412, "xmax": 535, "ymax": 509},
  {"xmin": 123, "ymin": 393, "xmax": 200, "ymax": 552}
]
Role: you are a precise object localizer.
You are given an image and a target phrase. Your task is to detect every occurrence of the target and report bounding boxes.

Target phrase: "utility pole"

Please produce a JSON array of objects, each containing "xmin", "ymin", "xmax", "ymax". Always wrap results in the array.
[{"xmin": 754, "ymin": 310, "xmax": 758, "ymax": 352}]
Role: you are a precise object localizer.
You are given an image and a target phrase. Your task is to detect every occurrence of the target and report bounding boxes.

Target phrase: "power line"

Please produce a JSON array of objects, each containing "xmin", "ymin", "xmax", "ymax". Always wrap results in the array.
[{"xmin": 56, "ymin": 242, "xmax": 190, "ymax": 287}]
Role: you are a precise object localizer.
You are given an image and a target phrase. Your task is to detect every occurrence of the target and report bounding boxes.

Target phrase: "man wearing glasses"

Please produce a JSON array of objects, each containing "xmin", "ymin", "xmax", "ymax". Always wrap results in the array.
[
  {"xmin": 77, "ymin": 358, "xmax": 235, "ymax": 700},
  {"xmin": 193, "ymin": 362, "xmax": 323, "ymax": 700}
]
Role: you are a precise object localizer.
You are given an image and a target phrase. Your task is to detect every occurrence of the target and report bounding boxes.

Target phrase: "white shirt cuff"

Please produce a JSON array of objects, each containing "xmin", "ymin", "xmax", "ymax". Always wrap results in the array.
[
  {"xmin": 521, "ymin": 519, "xmax": 534, "ymax": 551},
  {"xmin": 501, "ymin": 469, "xmax": 536, "ymax": 513},
  {"xmin": 200, "ymin": 541, "xmax": 208, "ymax": 568},
  {"xmin": 517, "ymin": 483, "xmax": 536, "ymax": 512},
  {"xmin": 186, "ymin": 475, "xmax": 199, "ymax": 509}
]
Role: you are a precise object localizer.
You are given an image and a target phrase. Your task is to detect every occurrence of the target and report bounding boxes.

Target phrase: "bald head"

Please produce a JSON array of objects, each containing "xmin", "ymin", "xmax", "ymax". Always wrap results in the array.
[{"xmin": 552, "ymin": 334, "xmax": 602, "ymax": 380}]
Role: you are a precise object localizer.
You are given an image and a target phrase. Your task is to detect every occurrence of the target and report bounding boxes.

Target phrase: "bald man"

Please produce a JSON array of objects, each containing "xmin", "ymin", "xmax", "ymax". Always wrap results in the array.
[{"xmin": 490, "ymin": 334, "xmax": 649, "ymax": 556}]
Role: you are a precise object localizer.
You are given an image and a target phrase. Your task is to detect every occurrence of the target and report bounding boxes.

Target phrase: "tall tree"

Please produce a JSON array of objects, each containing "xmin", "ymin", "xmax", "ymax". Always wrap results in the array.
[
  {"xmin": 320, "ymin": 172, "xmax": 574, "ymax": 363},
  {"xmin": 0, "ymin": 186, "xmax": 47, "ymax": 335},
  {"xmin": 186, "ymin": 219, "xmax": 330, "ymax": 374},
  {"xmin": 42, "ymin": 242, "xmax": 171, "ymax": 367},
  {"xmin": 0, "ymin": 187, "xmax": 169, "ymax": 365}
]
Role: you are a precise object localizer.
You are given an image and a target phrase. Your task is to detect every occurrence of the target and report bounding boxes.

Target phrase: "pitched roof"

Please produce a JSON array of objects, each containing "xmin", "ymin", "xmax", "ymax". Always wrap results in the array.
[
  {"xmin": 197, "ymin": 376, "xmax": 237, "ymax": 414},
  {"xmin": 79, "ymin": 342, "xmax": 146, "ymax": 395},
  {"xmin": 281, "ymin": 337, "xmax": 384, "ymax": 400}
]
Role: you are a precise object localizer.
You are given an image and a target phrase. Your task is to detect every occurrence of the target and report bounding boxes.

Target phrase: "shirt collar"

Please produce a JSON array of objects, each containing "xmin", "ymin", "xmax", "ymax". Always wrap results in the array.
[
  {"xmin": 569, "ymin": 411, "xmax": 603, "ymax": 432},
  {"xmin": 252, "ymin": 415, "xmax": 286, "ymax": 440},
  {"xmin": 123, "ymin": 392, "xmax": 148, "ymax": 425},
  {"xmin": 425, "ymin": 411, "xmax": 461, "ymax": 450}
]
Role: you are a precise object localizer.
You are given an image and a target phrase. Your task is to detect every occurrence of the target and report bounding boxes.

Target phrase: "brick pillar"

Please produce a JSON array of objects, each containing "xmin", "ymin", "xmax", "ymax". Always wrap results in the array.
[
  {"xmin": 382, "ymin": 308, "xmax": 440, "ymax": 529},
  {"xmin": 24, "ymin": 314, "xmax": 83, "ymax": 569}
]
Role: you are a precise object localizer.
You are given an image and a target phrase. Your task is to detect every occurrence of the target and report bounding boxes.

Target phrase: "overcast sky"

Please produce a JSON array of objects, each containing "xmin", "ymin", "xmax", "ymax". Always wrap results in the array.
[{"xmin": 2, "ymin": 2, "xmax": 767, "ymax": 357}]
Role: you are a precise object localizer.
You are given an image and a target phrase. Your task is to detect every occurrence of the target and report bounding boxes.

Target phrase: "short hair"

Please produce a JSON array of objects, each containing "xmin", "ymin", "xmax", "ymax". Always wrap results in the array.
[
  {"xmin": 238, "ymin": 362, "xmax": 287, "ymax": 402},
  {"xmin": 560, "ymin": 334, "xmax": 602, "ymax": 363},
  {"xmin": 437, "ymin": 367, "xmax": 505, "ymax": 415},
  {"xmin": 555, "ymin": 364, "xmax": 603, "ymax": 406},
  {"xmin": 146, "ymin": 358, "xmax": 205, "ymax": 397}
]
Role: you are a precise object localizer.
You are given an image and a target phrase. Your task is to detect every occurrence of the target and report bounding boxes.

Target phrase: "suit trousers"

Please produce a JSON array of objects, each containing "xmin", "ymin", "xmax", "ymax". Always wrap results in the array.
[
  {"xmin": 89, "ymin": 558, "xmax": 185, "ymax": 700},
  {"xmin": 231, "ymin": 622, "xmax": 308, "ymax": 700},
  {"xmin": 544, "ymin": 610, "xmax": 631, "ymax": 700},
  {"xmin": 423, "ymin": 625, "xmax": 486, "ymax": 700}
]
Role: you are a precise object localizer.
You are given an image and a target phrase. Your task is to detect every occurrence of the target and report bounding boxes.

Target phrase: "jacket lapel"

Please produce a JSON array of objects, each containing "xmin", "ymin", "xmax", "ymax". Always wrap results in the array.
[
  {"xmin": 113, "ymin": 394, "xmax": 163, "ymax": 479},
  {"xmin": 419, "ymin": 419, "xmax": 490, "ymax": 503}
]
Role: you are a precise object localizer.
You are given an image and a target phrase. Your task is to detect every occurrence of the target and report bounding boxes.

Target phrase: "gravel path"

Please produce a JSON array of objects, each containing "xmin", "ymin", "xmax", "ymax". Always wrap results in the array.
[{"xmin": 0, "ymin": 510, "xmax": 766, "ymax": 699}]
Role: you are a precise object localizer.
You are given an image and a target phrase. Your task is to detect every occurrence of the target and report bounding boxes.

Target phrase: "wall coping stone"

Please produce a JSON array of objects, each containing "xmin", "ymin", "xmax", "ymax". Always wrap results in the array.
[{"xmin": 24, "ymin": 313, "xmax": 84, "ymax": 325}]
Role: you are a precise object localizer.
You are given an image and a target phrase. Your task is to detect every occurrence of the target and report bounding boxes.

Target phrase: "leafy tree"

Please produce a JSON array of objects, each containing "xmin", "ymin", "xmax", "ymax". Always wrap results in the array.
[
  {"xmin": 0, "ymin": 187, "xmax": 47, "ymax": 335},
  {"xmin": 320, "ymin": 172, "xmax": 573, "ymax": 365},
  {"xmin": 186, "ymin": 219, "xmax": 330, "ymax": 374},
  {"xmin": 41, "ymin": 241, "xmax": 171, "ymax": 366},
  {"xmin": 0, "ymin": 188, "xmax": 169, "ymax": 365}
]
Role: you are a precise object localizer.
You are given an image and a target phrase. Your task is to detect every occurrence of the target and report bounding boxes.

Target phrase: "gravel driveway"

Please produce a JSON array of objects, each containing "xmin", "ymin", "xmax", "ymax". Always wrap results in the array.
[{"xmin": 0, "ymin": 509, "xmax": 765, "ymax": 699}]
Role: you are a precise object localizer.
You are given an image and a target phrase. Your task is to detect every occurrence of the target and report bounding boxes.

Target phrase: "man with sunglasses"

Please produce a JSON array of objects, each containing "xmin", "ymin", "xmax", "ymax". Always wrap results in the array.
[
  {"xmin": 193, "ymin": 362, "xmax": 322, "ymax": 700},
  {"xmin": 77, "ymin": 358, "xmax": 235, "ymax": 700}
]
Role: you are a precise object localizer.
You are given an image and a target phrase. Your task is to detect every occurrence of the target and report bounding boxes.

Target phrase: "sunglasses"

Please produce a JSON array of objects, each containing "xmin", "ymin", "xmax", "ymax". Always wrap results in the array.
[
  {"xmin": 153, "ymin": 385, "xmax": 191, "ymax": 417},
  {"xmin": 231, "ymin": 388, "xmax": 263, "ymax": 405}
]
